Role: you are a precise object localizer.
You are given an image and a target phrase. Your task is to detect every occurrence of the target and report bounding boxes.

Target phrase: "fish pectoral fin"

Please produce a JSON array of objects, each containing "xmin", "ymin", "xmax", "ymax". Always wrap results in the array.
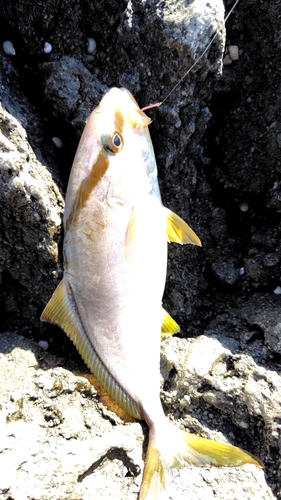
[
  {"xmin": 161, "ymin": 308, "xmax": 180, "ymax": 336},
  {"xmin": 139, "ymin": 422, "xmax": 263, "ymax": 500},
  {"xmin": 164, "ymin": 206, "xmax": 201, "ymax": 246}
]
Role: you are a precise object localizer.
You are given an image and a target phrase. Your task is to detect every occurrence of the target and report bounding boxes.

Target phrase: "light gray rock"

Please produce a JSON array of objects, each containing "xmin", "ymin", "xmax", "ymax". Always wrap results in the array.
[
  {"xmin": 0, "ymin": 332, "xmax": 143, "ymax": 500},
  {"xmin": 0, "ymin": 332, "xmax": 275, "ymax": 500},
  {"xmin": 161, "ymin": 335, "xmax": 280, "ymax": 498}
]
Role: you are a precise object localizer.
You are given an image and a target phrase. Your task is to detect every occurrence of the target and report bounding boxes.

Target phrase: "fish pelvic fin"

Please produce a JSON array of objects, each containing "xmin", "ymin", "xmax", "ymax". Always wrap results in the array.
[
  {"xmin": 164, "ymin": 207, "xmax": 201, "ymax": 246},
  {"xmin": 139, "ymin": 422, "xmax": 263, "ymax": 500},
  {"xmin": 161, "ymin": 308, "xmax": 180, "ymax": 337}
]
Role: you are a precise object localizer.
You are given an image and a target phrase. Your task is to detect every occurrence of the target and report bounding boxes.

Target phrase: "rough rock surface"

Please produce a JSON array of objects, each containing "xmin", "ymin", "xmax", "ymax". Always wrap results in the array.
[
  {"xmin": 0, "ymin": 0, "xmax": 281, "ymax": 499},
  {"xmin": 0, "ymin": 332, "xmax": 275, "ymax": 500}
]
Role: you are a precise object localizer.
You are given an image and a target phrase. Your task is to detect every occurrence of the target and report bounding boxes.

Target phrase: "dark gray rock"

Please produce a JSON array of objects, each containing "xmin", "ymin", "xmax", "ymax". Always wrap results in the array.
[
  {"xmin": 212, "ymin": 258, "xmax": 240, "ymax": 285},
  {"xmin": 0, "ymin": 102, "xmax": 64, "ymax": 331},
  {"xmin": 241, "ymin": 294, "xmax": 281, "ymax": 355}
]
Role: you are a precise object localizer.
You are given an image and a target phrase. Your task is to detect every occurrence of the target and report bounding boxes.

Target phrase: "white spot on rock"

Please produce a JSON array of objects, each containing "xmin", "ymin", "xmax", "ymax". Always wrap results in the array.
[
  {"xmin": 3, "ymin": 40, "xmax": 16, "ymax": 56},
  {"xmin": 223, "ymin": 45, "xmax": 239, "ymax": 66},
  {"xmin": 229, "ymin": 45, "xmax": 239, "ymax": 61},
  {"xmin": 223, "ymin": 54, "xmax": 232, "ymax": 66},
  {"xmin": 44, "ymin": 42, "xmax": 52, "ymax": 54},
  {"xmin": 273, "ymin": 286, "xmax": 281, "ymax": 295},
  {"xmin": 38, "ymin": 340, "xmax": 49, "ymax": 350},
  {"xmin": 240, "ymin": 202, "xmax": 249, "ymax": 212},
  {"xmin": 52, "ymin": 137, "xmax": 63, "ymax": 148},
  {"xmin": 87, "ymin": 37, "xmax": 97, "ymax": 55}
]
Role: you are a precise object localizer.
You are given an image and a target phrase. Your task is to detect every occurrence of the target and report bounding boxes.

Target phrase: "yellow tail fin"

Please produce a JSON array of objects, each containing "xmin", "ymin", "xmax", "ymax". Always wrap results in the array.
[{"xmin": 139, "ymin": 422, "xmax": 263, "ymax": 500}]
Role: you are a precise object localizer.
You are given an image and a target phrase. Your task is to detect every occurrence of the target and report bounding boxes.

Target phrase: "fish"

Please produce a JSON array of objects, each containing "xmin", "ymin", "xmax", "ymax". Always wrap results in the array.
[{"xmin": 41, "ymin": 87, "xmax": 262, "ymax": 499}]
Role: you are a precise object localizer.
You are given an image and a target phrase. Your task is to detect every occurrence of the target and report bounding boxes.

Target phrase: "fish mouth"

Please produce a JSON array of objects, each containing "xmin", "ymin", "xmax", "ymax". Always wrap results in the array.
[
  {"xmin": 120, "ymin": 87, "xmax": 139, "ymax": 107},
  {"xmin": 100, "ymin": 87, "xmax": 151, "ymax": 129}
]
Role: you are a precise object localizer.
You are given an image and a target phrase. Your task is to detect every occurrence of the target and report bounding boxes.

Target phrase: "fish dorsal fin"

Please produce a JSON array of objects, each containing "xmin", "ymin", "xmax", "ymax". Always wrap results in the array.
[
  {"xmin": 164, "ymin": 207, "xmax": 201, "ymax": 246},
  {"xmin": 41, "ymin": 280, "xmax": 141, "ymax": 420},
  {"xmin": 161, "ymin": 308, "xmax": 180, "ymax": 336}
]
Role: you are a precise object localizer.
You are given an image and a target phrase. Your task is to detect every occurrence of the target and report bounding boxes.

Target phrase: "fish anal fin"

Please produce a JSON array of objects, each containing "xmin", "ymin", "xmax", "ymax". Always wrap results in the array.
[
  {"xmin": 164, "ymin": 207, "xmax": 201, "ymax": 246},
  {"xmin": 41, "ymin": 280, "xmax": 142, "ymax": 421},
  {"xmin": 40, "ymin": 280, "xmax": 83, "ymax": 351},
  {"xmin": 139, "ymin": 422, "xmax": 263, "ymax": 499},
  {"xmin": 161, "ymin": 308, "xmax": 180, "ymax": 337},
  {"xmin": 41, "ymin": 279, "xmax": 96, "ymax": 385},
  {"xmin": 76, "ymin": 372, "xmax": 135, "ymax": 423},
  {"xmin": 40, "ymin": 279, "xmax": 70, "ymax": 328}
]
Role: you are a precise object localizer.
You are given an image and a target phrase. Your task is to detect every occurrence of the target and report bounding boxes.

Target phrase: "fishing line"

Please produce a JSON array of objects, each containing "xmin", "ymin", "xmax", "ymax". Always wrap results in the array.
[{"xmin": 141, "ymin": 0, "xmax": 240, "ymax": 112}]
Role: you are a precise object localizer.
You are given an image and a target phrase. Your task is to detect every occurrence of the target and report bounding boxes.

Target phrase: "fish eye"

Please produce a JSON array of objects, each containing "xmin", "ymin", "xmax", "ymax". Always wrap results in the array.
[{"xmin": 102, "ymin": 132, "xmax": 123, "ymax": 154}]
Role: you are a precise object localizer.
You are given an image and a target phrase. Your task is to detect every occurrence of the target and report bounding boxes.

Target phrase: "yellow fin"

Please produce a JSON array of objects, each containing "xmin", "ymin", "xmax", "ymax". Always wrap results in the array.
[
  {"xmin": 183, "ymin": 431, "xmax": 263, "ymax": 468},
  {"xmin": 41, "ymin": 280, "xmax": 141, "ymax": 420},
  {"xmin": 164, "ymin": 207, "xmax": 201, "ymax": 246},
  {"xmin": 161, "ymin": 308, "xmax": 180, "ymax": 337},
  {"xmin": 75, "ymin": 372, "xmax": 135, "ymax": 423},
  {"xmin": 139, "ymin": 422, "xmax": 263, "ymax": 500},
  {"xmin": 40, "ymin": 280, "xmax": 86, "ymax": 354},
  {"xmin": 40, "ymin": 280, "xmax": 97, "ymax": 375}
]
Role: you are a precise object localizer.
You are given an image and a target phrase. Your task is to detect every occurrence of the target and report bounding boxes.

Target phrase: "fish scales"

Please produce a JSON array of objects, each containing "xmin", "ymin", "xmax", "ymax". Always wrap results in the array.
[
  {"xmin": 65, "ymin": 89, "xmax": 166, "ymax": 418},
  {"xmin": 41, "ymin": 87, "xmax": 262, "ymax": 499}
]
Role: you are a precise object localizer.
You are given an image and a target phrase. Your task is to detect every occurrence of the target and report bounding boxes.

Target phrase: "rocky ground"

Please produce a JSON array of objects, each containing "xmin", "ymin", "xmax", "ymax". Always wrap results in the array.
[{"xmin": 0, "ymin": 0, "xmax": 281, "ymax": 499}]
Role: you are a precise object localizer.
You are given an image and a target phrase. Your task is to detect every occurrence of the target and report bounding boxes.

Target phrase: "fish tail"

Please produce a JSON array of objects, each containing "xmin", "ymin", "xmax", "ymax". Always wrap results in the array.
[{"xmin": 138, "ymin": 421, "xmax": 263, "ymax": 500}]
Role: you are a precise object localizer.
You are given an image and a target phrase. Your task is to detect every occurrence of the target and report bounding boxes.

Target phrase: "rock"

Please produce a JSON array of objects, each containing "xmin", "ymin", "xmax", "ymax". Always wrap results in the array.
[
  {"xmin": 0, "ymin": 0, "xmax": 226, "ymax": 330},
  {"xmin": 161, "ymin": 335, "xmax": 280, "ymax": 499},
  {"xmin": 212, "ymin": 258, "xmax": 240, "ymax": 285},
  {"xmin": 241, "ymin": 294, "xmax": 281, "ymax": 355},
  {"xmin": 0, "ymin": 332, "xmax": 143, "ymax": 500},
  {"xmin": 0, "ymin": 332, "xmax": 276, "ymax": 500},
  {"xmin": 0, "ymin": 102, "xmax": 64, "ymax": 328},
  {"xmin": 0, "ymin": 0, "xmax": 281, "ymax": 498},
  {"xmin": 42, "ymin": 56, "xmax": 108, "ymax": 136}
]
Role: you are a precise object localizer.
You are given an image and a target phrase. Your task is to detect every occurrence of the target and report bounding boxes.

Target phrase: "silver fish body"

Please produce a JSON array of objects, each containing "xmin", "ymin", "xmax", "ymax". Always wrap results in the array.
[
  {"xmin": 41, "ymin": 87, "xmax": 262, "ymax": 500},
  {"xmin": 64, "ymin": 88, "xmax": 167, "ymax": 421}
]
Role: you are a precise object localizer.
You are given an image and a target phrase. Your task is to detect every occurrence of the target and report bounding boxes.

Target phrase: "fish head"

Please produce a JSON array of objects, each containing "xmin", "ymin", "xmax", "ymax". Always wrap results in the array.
[{"xmin": 64, "ymin": 87, "xmax": 160, "ymax": 228}]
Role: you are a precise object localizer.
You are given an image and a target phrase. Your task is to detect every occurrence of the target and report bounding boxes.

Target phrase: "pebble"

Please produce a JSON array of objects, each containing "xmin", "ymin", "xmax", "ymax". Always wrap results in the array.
[
  {"xmin": 87, "ymin": 37, "xmax": 97, "ymax": 55},
  {"xmin": 273, "ymin": 286, "xmax": 281, "ymax": 295},
  {"xmin": 240, "ymin": 202, "xmax": 249, "ymax": 212},
  {"xmin": 52, "ymin": 137, "xmax": 63, "ymax": 148},
  {"xmin": 3, "ymin": 40, "xmax": 16, "ymax": 56},
  {"xmin": 223, "ymin": 45, "xmax": 239, "ymax": 66},
  {"xmin": 44, "ymin": 42, "xmax": 52, "ymax": 54},
  {"xmin": 229, "ymin": 45, "xmax": 239, "ymax": 61},
  {"xmin": 38, "ymin": 340, "xmax": 49, "ymax": 351},
  {"xmin": 223, "ymin": 54, "xmax": 232, "ymax": 66}
]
